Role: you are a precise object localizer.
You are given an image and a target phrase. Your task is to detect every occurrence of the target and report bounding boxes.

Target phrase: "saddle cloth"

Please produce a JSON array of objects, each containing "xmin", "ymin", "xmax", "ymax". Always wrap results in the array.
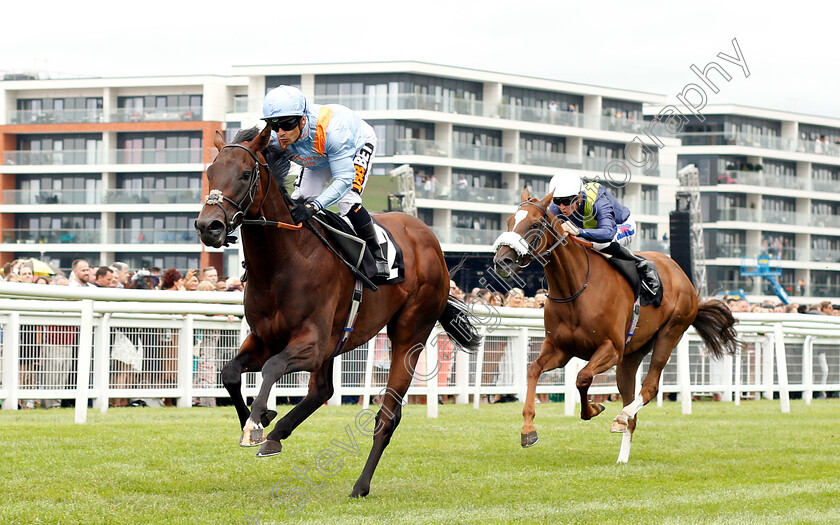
[
  {"xmin": 603, "ymin": 255, "xmax": 663, "ymax": 307},
  {"xmin": 312, "ymin": 210, "xmax": 405, "ymax": 289}
]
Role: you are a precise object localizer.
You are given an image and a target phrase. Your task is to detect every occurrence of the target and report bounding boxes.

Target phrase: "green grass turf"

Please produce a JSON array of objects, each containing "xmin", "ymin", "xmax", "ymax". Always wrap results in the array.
[{"xmin": 1, "ymin": 400, "xmax": 838, "ymax": 524}]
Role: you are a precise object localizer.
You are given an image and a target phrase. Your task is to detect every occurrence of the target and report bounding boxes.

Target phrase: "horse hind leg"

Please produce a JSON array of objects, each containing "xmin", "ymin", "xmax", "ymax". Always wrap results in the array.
[{"xmin": 351, "ymin": 320, "xmax": 433, "ymax": 498}]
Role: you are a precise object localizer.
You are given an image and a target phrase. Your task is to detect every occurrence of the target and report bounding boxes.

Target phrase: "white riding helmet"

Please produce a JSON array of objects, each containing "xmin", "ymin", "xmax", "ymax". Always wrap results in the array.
[
  {"xmin": 548, "ymin": 171, "xmax": 583, "ymax": 200},
  {"xmin": 263, "ymin": 85, "xmax": 307, "ymax": 119}
]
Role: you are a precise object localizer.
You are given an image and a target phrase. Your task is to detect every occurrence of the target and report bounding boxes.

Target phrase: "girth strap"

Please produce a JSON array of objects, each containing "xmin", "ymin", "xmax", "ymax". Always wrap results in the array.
[{"xmin": 331, "ymin": 279, "xmax": 365, "ymax": 359}]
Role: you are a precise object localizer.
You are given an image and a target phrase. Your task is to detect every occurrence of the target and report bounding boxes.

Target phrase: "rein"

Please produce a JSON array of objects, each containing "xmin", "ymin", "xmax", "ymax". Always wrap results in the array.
[
  {"xmin": 517, "ymin": 200, "xmax": 592, "ymax": 303},
  {"xmin": 202, "ymin": 143, "xmax": 301, "ymax": 243}
]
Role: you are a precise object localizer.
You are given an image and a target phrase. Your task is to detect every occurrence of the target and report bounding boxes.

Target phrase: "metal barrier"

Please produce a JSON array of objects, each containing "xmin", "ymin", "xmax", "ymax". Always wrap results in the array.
[{"xmin": 0, "ymin": 282, "xmax": 837, "ymax": 423}]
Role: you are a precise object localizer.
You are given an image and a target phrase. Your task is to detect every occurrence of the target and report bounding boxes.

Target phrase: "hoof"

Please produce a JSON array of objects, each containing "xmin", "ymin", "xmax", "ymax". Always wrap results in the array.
[
  {"xmin": 240, "ymin": 419, "xmax": 266, "ymax": 447},
  {"xmin": 521, "ymin": 431, "xmax": 539, "ymax": 448},
  {"xmin": 350, "ymin": 485, "xmax": 370, "ymax": 498},
  {"xmin": 593, "ymin": 403, "xmax": 606, "ymax": 417},
  {"xmin": 610, "ymin": 417, "xmax": 628, "ymax": 433},
  {"xmin": 256, "ymin": 439, "xmax": 283, "ymax": 457}
]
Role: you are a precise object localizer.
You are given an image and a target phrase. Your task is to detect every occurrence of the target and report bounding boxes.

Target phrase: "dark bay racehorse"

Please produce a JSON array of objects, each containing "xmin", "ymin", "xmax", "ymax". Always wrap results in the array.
[
  {"xmin": 493, "ymin": 189, "xmax": 743, "ymax": 463},
  {"xmin": 194, "ymin": 126, "xmax": 479, "ymax": 497}
]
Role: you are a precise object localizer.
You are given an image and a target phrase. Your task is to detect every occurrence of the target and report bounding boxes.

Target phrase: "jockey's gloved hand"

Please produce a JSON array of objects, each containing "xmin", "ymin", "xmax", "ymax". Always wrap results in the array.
[{"xmin": 290, "ymin": 202, "xmax": 318, "ymax": 224}]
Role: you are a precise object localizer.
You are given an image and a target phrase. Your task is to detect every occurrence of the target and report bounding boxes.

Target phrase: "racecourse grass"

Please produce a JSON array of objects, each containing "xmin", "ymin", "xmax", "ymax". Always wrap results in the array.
[{"xmin": 1, "ymin": 400, "xmax": 839, "ymax": 524}]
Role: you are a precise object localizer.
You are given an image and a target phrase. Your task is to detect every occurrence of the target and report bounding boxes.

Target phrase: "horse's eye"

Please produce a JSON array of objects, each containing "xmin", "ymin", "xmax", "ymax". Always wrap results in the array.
[
  {"xmin": 241, "ymin": 170, "xmax": 251, "ymax": 180},
  {"xmin": 529, "ymin": 223, "xmax": 541, "ymax": 230}
]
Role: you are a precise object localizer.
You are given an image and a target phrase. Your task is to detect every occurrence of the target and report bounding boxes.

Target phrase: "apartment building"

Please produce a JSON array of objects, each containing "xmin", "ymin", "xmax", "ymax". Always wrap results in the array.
[
  {"xmin": 666, "ymin": 105, "xmax": 840, "ymax": 299},
  {"xmin": 0, "ymin": 62, "xmax": 679, "ymax": 293}
]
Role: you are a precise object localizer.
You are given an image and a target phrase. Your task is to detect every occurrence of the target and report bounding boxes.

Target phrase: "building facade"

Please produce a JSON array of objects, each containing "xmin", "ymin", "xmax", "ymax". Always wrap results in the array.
[
  {"xmin": 665, "ymin": 104, "xmax": 840, "ymax": 299},
  {"xmin": 1, "ymin": 62, "xmax": 686, "ymax": 294}
]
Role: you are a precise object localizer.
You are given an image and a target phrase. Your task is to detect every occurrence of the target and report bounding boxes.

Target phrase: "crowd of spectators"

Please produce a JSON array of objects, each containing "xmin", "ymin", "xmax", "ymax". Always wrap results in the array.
[
  {"xmin": 3, "ymin": 258, "xmax": 242, "ymax": 410},
  {"xmin": 1, "ymin": 258, "xmax": 244, "ymax": 293},
  {"xmin": 723, "ymin": 295, "xmax": 840, "ymax": 316}
]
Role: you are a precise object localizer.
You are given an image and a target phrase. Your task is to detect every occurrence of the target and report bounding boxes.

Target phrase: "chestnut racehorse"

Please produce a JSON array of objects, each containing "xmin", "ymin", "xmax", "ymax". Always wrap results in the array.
[
  {"xmin": 493, "ymin": 189, "xmax": 742, "ymax": 463},
  {"xmin": 194, "ymin": 126, "xmax": 480, "ymax": 497}
]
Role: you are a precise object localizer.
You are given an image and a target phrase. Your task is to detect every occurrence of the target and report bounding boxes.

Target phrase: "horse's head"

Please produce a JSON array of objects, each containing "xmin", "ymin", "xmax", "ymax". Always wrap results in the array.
[
  {"xmin": 195, "ymin": 127, "xmax": 273, "ymax": 248},
  {"xmin": 492, "ymin": 188, "xmax": 565, "ymax": 279}
]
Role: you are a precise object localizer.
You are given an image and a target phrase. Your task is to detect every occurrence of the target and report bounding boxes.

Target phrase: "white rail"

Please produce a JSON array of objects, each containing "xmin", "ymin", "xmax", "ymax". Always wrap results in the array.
[{"xmin": 0, "ymin": 282, "xmax": 837, "ymax": 423}]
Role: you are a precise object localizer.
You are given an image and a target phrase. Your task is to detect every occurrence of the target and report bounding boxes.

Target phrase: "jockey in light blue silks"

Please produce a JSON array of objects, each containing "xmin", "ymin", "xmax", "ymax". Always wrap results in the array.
[{"xmin": 262, "ymin": 85, "xmax": 389, "ymax": 277}]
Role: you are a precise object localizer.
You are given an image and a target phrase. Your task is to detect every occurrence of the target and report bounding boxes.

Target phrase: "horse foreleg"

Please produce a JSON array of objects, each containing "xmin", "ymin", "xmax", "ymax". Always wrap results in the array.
[
  {"xmin": 222, "ymin": 333, "xmax": 270, "ymax": 430},
  {"xmin": 576, "ymin": 340, "xmax": 621, "ymax": 420},
  {"xmin": 263, "ymin": 359, "xmax": 335, "ymax": 446},
  {"xmin": 242, "ymin": 352, "xmax": 294, "ymax": 449},
  {"xmin": 521, "ymin": 341, "xmax": 571, "ymax": 448}
]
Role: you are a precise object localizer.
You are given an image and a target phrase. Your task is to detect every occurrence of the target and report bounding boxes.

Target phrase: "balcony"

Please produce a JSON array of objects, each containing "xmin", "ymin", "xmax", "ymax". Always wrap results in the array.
[
  {"xmin": 393, "ymin": 139, "xmax": 675, "ymax": 177},
  {"xmin": 103, "ymin": 188, "xmax": 201, "ymax": 205},
  {"xmin": 716, "ymin": 170, "xmax": 805, "ymax": 190},
  {"xmin": 637, "ymin": 238, "xmax": 670, "ymax": 254},
  {"xmin": 111, "ymin": 107, "xmax": 203, "ymax": 123},
  {"xmin": 678, "ymin": 131, "xmax": 840, "ymax": 158},
  {"xmin": 811, "ymin": 248, "xmax": 840, "ymax": 263},
  {"xmin": 1, "ymin": 189, "xmax": 103, "ymax": 205},
  {"xmin": 416, "ymin": 184, "xmax": 519, "ymax": 205},
  {"xmin": 108, "ymin": 228, "xmax": 199, "ymax": 244},
  {"xmin": 2, "ymin": 228, "xmax": 101, "ymax": 244},
  {"xmin": 715, "ymin": 244, "xmax": 748, "ymax": 258},
  {"xmin": 431, "ymin": 227, "xmax": 504, "ymax": 247},
  {"xmin": 113, "ymin": 148, "xmax": 203, "ymax": 164},
  {"xmin": 313, "ymin": 94, "xmax": 646, "ymax": 135},
  {"xmin": 8, "ymin": 108, "xmax": 104, "ymax": 125},
  {"xmin": 716, "ymin": 207, "xmax": 810, "ymax": 226},
  {"xmin": 811, "ymin": 214, "xmax": 840, "ymax": 228},
  {"xmin": 4, "ymin": 149, "xmax": 103, "ymax": 166}
]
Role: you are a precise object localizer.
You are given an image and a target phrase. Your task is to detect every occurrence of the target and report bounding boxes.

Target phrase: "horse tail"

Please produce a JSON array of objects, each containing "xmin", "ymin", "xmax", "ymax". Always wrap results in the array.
[
  {"xmin": 438, "ymin": 297, "xmax": 482, "ymax": 354},
  {"xmin": 691, "ymin": 299, "xmax": 745, "ymax": 359}
]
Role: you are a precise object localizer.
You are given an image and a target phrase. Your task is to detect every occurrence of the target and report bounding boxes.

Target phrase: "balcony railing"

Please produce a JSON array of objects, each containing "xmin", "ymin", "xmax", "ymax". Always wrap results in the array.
[
  {"xmin": 416, "ymin": 184, "xmax": 519, "ymax": 205},
  {"xmin": 114, "ymin": 148, "xmax": 203, "ymax": 164},
  {"xmin": 103, "ymin": 188, "xmax": 201, "ymax": 205},
  {"xmin": 431, "ymin": 227, "xmax": 504, "ymax": 247},
  {"xmin": 811, "ymin": 248, "xmax": 840, "ymax": 263},
  {"xmin": 4, "ymin": 149, "xmax": 103, "ymax": 166},
  {"xmin": 678, "ymin": 131, "xmax": 840, "ymax": 158},
  {"xmin": 2, "ymin": 228, "xmax": 101, "ymax": 244},
  {"xmin": 108, "ymin": 228, "xmax": 198, "ymax": 244},
  {"xmin": 393, "ymin": 139, "xmax": 675, "ymax": 177},
  {"xmin": 811, "ymin": 214, "xmax": 840, "ymax": 228},
  {"xmin": 313, "ymin": 94, "xmax": 648, "ymax": 135},
  {"xmin": 715, "ymin": 244, "xmax": 748, "ymax": 258},
  {"xmin": 716, "ymin": 170, "xmax": 805, "ymax": 190},
  {"xmin": 1, "ymin": 189, "xmax": 103, "ymax": 205},
  {"xmin": 8, "ymin": 108, "xmax": 104, "ymax": 125},
  {"xmin": 716, "ymin": 207, "xmax": 810, "ymax": 226},
  {"xmin": 111, "ymin": 107, "xmax": 203, "ymax": 123},
  {"xmin": 637, "ymin": 238, "xmax": 670, "ymax": 254}
]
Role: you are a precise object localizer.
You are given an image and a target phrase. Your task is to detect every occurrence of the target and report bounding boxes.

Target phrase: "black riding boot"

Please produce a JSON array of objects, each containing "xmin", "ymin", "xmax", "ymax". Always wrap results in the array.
[
  {"xmin": 602, "ymin": 242, "xmax": 661, "ymax": 297},
  {"xmin": 355, "ymin": 220, "xmax": 390, "ymax": 278}
]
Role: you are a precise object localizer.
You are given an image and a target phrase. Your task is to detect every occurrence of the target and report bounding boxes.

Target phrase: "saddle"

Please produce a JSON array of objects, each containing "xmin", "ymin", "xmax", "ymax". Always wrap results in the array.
[
  {"xmin": 602, "ymin": 255, "xmax": 662, "ymax": 307},
  {"xmin": 312, "ymin": 210, "xmax": 405, "ymax": 289}
]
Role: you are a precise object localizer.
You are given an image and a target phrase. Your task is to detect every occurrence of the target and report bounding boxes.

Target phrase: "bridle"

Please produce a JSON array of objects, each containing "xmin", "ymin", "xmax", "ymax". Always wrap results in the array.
[
  {"xmin": 201, "ymin": 143, "xmax": 300, "ymax": 243},
  {"xmin": 494, "ymin": 199, "xmax": 591, "ymax": 303}
]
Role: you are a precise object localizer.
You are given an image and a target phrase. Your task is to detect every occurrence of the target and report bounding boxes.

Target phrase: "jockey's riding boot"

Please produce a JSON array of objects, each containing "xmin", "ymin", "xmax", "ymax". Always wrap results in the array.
[
  {"xmin": 603, "ymin": 242, "xmax": 661, "ymax": 297},
  {"xmin": 355, "ymin": 220, "xmax": 391, "ymax": 278}
]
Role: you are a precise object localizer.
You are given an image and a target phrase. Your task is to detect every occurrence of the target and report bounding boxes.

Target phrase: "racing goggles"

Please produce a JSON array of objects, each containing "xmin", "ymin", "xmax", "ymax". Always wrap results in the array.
[
  {"xmin": 553, "ymin": 196, "xmax": 577, "ymax": 207},
  {"xmin": 265, "ymin": 116, "xmax": 302, "ymax": 132}
]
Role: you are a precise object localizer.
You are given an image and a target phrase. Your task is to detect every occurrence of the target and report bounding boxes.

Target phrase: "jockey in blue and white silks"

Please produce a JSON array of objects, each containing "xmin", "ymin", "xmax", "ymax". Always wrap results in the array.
[
  {"xmin": 262, "ymin": 85, "xmax": 388, "ymax": 277},
  {"xmin": 548, "ymin": 171, "xmax": 661, "ymax": 297}
]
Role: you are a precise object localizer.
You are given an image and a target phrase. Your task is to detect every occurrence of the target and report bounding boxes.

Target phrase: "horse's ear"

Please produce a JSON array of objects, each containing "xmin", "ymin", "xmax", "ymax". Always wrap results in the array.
[
  {"xmin": 520, "ymin": 188, "xmax": 530, "ymax": 202},
  {"xmin": 540, "ymin": 190, "xmax": 554, "ymax": 209},
  {"xmin": 213, "ymin": 130, "xmax": 226, "ymax": 152},
  {"xmin": 254, "ymin": 124, "xmax": 272, "ymax": 151}
]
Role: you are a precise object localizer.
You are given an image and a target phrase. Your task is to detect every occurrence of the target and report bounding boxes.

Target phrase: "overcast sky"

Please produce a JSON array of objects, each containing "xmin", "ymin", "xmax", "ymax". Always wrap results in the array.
[{"xmin": 4, "ymin": 0, "xmax": 837, "ymax": 118}]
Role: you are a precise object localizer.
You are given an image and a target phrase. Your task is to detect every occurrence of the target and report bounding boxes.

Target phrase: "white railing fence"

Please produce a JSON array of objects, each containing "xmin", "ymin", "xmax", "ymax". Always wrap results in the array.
[{"xmin": 0, "ymin": 282, "xmax": 837, "ymax": 424}]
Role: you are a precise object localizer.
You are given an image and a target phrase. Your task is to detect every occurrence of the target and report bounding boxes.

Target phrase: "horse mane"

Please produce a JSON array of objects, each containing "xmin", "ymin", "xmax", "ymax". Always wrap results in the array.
[{"xmin": 233, "ymin": 126, "xmax": 293, "ymax": 185}]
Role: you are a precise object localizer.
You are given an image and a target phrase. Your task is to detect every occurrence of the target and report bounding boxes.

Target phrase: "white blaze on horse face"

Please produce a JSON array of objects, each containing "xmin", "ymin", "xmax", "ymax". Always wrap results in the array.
[{"xmin": 512, "ymin": 210, "xmax": 529, "ymax": 231}]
